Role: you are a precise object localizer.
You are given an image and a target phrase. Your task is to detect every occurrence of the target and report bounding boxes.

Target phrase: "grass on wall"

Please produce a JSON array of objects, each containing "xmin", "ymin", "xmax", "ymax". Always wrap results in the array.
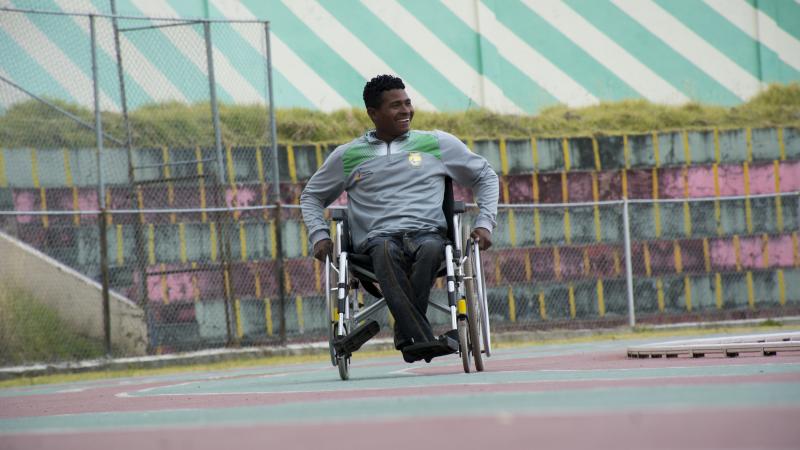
[
  {"xmin": 0, "ymin": 283, "xmax": 105, "ymax": 366},
  {"xmin": 1, "ymin": 83, "xmax": 799, "ymax": 147}
]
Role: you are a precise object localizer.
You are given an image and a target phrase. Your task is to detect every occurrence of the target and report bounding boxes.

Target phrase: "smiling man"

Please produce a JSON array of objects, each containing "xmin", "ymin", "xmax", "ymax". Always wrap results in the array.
[{"xmin": 300, "ymin": 74, "xmax": 499, "ymax": 363}]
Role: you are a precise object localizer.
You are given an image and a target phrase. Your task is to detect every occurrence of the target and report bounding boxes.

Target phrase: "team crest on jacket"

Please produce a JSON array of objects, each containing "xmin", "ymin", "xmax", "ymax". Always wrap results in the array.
[{"xmin": 408, "ymin": 152, "xmax": 422, "ymax": 167}]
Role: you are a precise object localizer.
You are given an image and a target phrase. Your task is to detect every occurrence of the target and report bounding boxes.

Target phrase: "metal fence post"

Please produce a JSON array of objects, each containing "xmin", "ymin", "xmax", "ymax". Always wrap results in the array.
[
  {"xmin": 91, "ymin": 14, "xmax": 112, "ymax": 356},
  {"xmin": 264, "ymin": 21, "xmax": 286, "ymax": 344},
  {"xmin": 623, "ymin": 197, "xmax": 636, "ymax": 327},
  {"xmin": 204, "ymin": 21, "xmax": 236, "ymax": 346},
  {"xmin": 110, "ymin": 0, "xmax": 153, "ymax": 353}
]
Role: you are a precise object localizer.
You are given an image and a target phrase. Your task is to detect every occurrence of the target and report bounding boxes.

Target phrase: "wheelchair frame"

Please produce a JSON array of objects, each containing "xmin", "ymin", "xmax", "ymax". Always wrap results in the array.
[{"xmin": 323, "ymin": 200, "xmax": 492, "ymax": 380}]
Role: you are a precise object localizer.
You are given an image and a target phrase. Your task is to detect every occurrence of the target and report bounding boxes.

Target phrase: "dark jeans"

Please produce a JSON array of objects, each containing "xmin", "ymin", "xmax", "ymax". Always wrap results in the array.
[{"xmin": 360, "ymin": 231, "xmax": 446, "ymax": 347}]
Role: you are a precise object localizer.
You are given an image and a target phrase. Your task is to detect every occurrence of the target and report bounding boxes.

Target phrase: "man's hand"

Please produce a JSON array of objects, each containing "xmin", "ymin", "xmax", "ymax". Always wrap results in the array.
[
  {"xmin": 313, "ymin": 238, "xmax": 334, "ymax": 262},
  {"xmin": 470, "ymin": 227, "xmax": 492, "ymax": 251}
]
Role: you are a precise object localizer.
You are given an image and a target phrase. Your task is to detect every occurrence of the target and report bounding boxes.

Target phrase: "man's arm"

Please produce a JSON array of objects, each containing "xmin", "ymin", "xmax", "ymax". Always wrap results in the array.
[
  {"xmin": 300, "ymin": 148, "xmax": 346, "ymax": 260},
  {"xmin": 437, "ymin": 131, "xmax": 499, "ymax": 250}
]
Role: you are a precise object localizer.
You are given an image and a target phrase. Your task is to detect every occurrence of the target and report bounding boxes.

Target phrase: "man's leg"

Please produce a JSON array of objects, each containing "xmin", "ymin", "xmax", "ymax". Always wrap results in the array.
[
  {"xmin": 364, "ymin": 235, "xmax": 435, "ymax": 347},
  {"xmin": 406, "ymin": 232, "xmax": 446, "ymax": 315},
  {"xmin": 398, "ymin": 231, "xmax": 458, "ymax": 362}
]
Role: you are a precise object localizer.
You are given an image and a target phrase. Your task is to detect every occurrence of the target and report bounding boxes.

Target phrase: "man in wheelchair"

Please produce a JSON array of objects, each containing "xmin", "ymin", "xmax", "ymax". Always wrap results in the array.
[{"xmin": 301, "ymin": 74, "xmax": 498, "ymax": 364}]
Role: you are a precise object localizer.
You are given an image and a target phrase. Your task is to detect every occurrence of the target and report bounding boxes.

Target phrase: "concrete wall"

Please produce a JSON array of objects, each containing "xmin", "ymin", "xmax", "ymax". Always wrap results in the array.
[{"xmin": 0, "ymin": 231, "xmax": 147, "ymax": 356}]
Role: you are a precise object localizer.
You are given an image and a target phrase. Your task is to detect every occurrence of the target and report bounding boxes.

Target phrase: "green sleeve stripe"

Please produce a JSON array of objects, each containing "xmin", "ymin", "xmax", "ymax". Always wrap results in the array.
[
  {"xmin": 408, "ymin": 133, "xmax": 441, "ymax": 159},
  {"xmin": 342, "ymin": 144, "xmax": 376, "ymax": 177}
]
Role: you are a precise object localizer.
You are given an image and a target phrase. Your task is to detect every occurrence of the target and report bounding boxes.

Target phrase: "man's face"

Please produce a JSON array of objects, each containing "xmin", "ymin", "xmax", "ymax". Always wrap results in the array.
[{"xmin": 367, "ymin": 89, "xmax": 414, "ymax": 141}]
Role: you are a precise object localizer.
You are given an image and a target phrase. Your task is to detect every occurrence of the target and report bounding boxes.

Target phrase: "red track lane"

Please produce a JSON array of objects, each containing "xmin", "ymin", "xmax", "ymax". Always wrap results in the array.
[{"xmin": 2, "ymin": 408, "xmax": 799, "ymax": 450}]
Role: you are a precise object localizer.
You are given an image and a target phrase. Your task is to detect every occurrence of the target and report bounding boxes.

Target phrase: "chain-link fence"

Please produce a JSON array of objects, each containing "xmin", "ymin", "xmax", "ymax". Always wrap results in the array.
[
  {"xmin": 2, "ymin": 7, "xmax": 799, "ymax": 367},
  {"xmin": 1, "ymin": 7, "xmax": 279, "ymax": 364},
  {"xmin": 627, "ymin": 193, "xmax": 800, "ymax": 324},
  {"xmin": 4, "ymin": 192, "xmax": 798, "ymax": 364}
]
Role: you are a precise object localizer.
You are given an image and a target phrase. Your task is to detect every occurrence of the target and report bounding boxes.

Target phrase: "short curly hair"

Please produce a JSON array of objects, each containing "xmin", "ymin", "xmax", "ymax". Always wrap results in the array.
[{"xmin": 363, "ymin": 74, "xmax": 405, "ymax": 109}]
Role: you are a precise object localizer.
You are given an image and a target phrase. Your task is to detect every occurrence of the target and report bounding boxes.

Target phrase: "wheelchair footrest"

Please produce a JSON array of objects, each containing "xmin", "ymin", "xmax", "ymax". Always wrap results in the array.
[
  {"xmin": 334, "ymin": 320, "xmax": 380, "ymax": 356},
  {"xmin": 401, "ymin": 333, "xmax": 459, "ymax": 363}
]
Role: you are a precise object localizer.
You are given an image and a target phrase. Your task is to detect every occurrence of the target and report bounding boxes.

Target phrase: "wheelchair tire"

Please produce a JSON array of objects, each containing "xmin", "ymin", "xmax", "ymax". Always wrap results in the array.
[
  {"xmin": 337, "ymin": 354, "xmax": 350, "ymax": 380},
  {"xmin": 457, "ymin": 317, "xmax": 471, "ymax": 373},
  {"xmin": 325, "ymin": 258, "xmax": 337, "ymax": 367},
  {"xmin": 462, "ymin": 233, "xmax": 485, "ymax": 372},
  {"xmin": 466, "ymin": 285, "xmax": 484, "ymax": 372}
]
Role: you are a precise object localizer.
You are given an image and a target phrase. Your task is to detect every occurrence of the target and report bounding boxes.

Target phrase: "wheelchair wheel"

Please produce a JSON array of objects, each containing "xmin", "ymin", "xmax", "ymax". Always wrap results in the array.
[
  {"xmin": 325, "ymin": 257, "xmax": 336, "ymax": 367},
  {"xmin": 463, "ymin": 236, "xmax": 485, "ymax": 372},
  {"xmin": 337, "ymin": 354, "xmax": 350, "ymax": 380},
  {"xmin": 465, "ymin": 280, "xmax": 484, "ymax": 372},
  {"xmin": 457, "ymin": 316, "xmax": 471, "ymax": 373}
]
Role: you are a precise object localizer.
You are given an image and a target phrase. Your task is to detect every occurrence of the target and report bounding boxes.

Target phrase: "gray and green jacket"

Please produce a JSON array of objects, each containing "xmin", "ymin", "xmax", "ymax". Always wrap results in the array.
[{"xmin": 300, "ymin": 129, "xmax": 499, "ymax": 251}]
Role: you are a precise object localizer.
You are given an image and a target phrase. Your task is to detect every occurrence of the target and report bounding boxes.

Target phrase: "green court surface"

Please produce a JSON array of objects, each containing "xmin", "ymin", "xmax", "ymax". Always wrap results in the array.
[{"xmin": 1, "ymin": 333, "xmax": 799, "ymax": 450}]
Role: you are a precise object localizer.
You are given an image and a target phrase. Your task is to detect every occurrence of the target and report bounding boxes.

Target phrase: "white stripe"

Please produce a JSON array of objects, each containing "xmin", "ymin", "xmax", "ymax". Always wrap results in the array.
[
  {"xmin": 441, "ymin": 0, "xmax": 597, "ymax": 107},
  {"xmin": 704, "ymin": 0, "xmax": 800, "ymax": 73},
  {"xmin": 52, "ymin": 0, "xmax": 188, "ymax": 105},
  {"xmin": 0, "ymin": 68, "xmax": 29, "ymax": 111},
  {"xmin": 209, "ymin": 0, "xmax": 350, "ymax": 111},
  {"xmin": 281, "ymin": 0, "xmax": 437, "ymax": 111},
  {"xmin": 521, "ymin": 0, "xmax": 689, "ymax": 105},
  {"xmin": 0, "ymin": 7, "xmax": 117, "ymax": 110},
  {"xmin": 129, "ymin": 0, "xmax": 263, "ymax": 104},
  {"xmin": 612, "ymin": 0, "xmax": 762, "ymax": 101},
  {"xmin": 361, "ymin": 0, "xmax": 523, "ymax": 114}
]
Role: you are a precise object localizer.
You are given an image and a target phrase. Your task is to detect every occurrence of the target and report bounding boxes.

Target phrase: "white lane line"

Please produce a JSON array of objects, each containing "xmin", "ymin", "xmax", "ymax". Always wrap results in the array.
[
  {"xmin": 130, "ymin": 0, "xmax": 263, "ymax": 104},
  {"xmin": 115, "ymin": 381, "xmax": 491, "ymax": 398},
  {"xmin": 115, "ymin": 381, "xmax": 198, "ymax": 398},
  {"xmin": 441, "ymin": 0, "xmax": 598, "ymax": 107},
  {"xmin": 0, "ymin": 5, "xmax": 117, "ymax": 110},
  {"xmin": 282, "ymin": 0, "xmax": 435, "ymax": 111},
  {"xmin": 612, "ymin": 0, "xmax": 763, "ymax": 101},
  {"xmin": 705, "ymin": 0, "xmax": 800, "ymax": 73},
  {"xmin": 361, "ymin": 0, "xmax": 524, "ymax": 113},
  {"xmin": 55, "ymin": 388, "xmax": 90, "ymax": 393},
  {"xmin": 210, "ymin": 0, "xmax": 350, "ymax": 111},
  {"xmin": 521, "ymin": 0, "xmax": 689, "ymax": 105},
  {"xmin": 52, "ymin": 0, "xmax": 187, "ymax": 104}
]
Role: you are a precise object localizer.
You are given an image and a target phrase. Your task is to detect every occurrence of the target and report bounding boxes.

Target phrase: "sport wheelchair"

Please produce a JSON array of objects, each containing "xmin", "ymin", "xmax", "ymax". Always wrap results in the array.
[{"xmin": 324, "ymin": 179, "xmax": 492, "ymax": 380}]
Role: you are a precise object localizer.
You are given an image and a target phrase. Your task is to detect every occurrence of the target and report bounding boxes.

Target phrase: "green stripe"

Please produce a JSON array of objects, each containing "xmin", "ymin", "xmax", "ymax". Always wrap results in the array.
[
  {"xmin": 166, "ymin": 0, "xmax": 207, "ymax": 17},
  {"xmin": 654, "ymin": 0, "xmax": 800, "ymax": 85},
  {"xmin": 487, "ymin": 0, "xmax": 638, "ymax": 101},
  {"xmin": 1, "ymin": 382, "xmax": 797, "ymax": 432},
  {"xmin": 318, "ymin": 0, "xmax": 474, "ymax": 111},
  {"xmin": 0, "ymin": 28, "xmax": 76, "ymax": 106},
  {"xmin": 202, "ymin": 3, "xmax": 315, "ymax": 109},
  {"xmin": 406, "ymin": 132, "xmax": 441, "ymax": 159},
  {"xmin": 750, "ymin": 0, "xmax": 800, "ymax": 42},
  {"xmin": 342, "ymin": 143, "xmax": 376, "ymax": 177},
  {"xmin": 403, "ymin": 0, "xmax": 556, "ymax": 113},
  {"xmin": 30, "ymin": 0, "xmax": 148, "ymax": 109},
  {"xmin": 270, "ymin": 69, "xmax": 317, "ymax": 110},
  {"xmin": 88, "ymin": 0, "xmax": 113, "ymax": 14},
  {"xmin": 117, "ymin": 10, "xmax": 229, "ymax": 104},
  {"xmin": 567, "ymin": 0, "xmax": 742, "ymax": 106},
  {"xmin": 246, "ymin": 0, "xmax": 365, "ymax": 106}
]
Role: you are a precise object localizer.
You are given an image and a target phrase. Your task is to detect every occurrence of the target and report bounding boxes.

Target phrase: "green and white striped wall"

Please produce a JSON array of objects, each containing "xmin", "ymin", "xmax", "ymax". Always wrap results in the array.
[{"xmin": 2, "ymin": 0, "xmax": 800, "ymax": 113}]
